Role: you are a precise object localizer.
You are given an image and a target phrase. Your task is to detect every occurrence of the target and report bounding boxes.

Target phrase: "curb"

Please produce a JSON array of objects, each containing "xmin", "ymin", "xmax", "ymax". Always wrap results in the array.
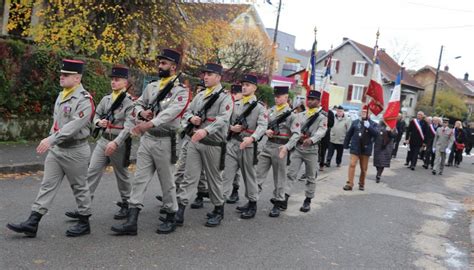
[{"xmin": 0, "ymin": 158, "xmax": 137, "ymax": 175}]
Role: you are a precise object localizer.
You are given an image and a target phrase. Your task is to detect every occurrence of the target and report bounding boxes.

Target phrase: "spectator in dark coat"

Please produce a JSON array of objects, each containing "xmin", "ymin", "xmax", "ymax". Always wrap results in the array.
[
  {"xmin": 318, "ymin": 109, "xmax": 334, "ymax": 171},
  {"xmin": 423, "ymin": 117, "xmax": 440, "ymax": 169},
  {"xmin": 391, "ymin": 113, "xmax": 406, "ymax": 158},
  {"xmin": 447, "ymin": 121, "xmax": 467, "ymax": 167},
  {"xmin": 343, "ymin": 106, "xmax": 378, "ymax": 191},
  {"xmin": 373, "ymin": 121, "xmax": 398, "ymax": 183},
  {"xmin": 405, "ymin": 111, "xmax": 428, "ymax": 170},
  {"xmin": 464, "ymin": 123, "xmax": 473, "ymax": 155}
]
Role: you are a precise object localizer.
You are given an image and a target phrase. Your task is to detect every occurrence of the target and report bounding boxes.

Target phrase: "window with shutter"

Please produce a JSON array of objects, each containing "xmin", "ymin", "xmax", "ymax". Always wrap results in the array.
[
  {"xmin": 336, "ymin": 60, "xmax": 340, "ymax": 73},
  {"xmin": 354, "ymin": 61, "xmax": 366, "ymax": 77},
  {"xmin": 364, "ymin": 63, "xmax": 369, "ymax": 76},
  {"xmin": 351, "ymin": 62, "xmax": 356, "ymax": 75},
  {"xmin": 351, "ymin": 84, "xmax": 364, "ymax": 102},
  {"xmin": 347, "ymin": 85, "xmax": 353, "ymax": 101},
  {"xmin": 330, "ymin": 59, "xmax": 338, "ymax": 74}
]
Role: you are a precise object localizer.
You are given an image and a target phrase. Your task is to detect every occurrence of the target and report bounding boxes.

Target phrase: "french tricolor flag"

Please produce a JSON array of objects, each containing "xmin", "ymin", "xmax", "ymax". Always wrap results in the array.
[
  {"xmin": 383, "ymin": 70, "xmax": 402, "ymax": 129},
  {"xmin": 319, "ymin": 54, "xmax": 332, "ymax": 112}
]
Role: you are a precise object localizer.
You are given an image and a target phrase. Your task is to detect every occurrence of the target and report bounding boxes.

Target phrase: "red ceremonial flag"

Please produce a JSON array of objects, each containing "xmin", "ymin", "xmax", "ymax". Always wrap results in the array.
[
  {"xmin": 365, "ymin": 57, "xmax": 384, "ymax": 115},
  {"xmin": 383, "ymin": 70, "xmax": 402, "ymax": 129}
]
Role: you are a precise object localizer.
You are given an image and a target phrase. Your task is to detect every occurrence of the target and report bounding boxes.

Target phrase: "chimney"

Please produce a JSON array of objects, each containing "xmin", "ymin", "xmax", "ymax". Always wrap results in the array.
[
  {"xmin": 342, "ymin": 37, "xmax": 349, "ymax": 42},
  {"xmin": 464, "ymin": 72, "xmax": 469, "ymax": 81},
  {"xmin": 444, "ymin": 65, "xmax": 449, "ymax": 72}
]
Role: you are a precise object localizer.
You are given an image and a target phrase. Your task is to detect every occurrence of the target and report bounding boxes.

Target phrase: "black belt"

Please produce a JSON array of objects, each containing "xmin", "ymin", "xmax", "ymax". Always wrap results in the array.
[
  {"xmin": 57, "ymin": 138, "xmax": 88, "ymax": 148},
  {"xmin": 101, "ymin": 133, "xmax": 119, "ymax": 141},
  {"xmin": 268, "ymin": 138, "xmax": 289, "ymax": 145},
  {"xmin": 147, "ymin": 129, "xmax": 175, "ymax": 137}
]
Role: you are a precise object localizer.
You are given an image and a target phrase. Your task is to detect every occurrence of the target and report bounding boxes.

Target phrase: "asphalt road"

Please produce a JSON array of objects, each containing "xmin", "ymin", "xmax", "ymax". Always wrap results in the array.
[{"xmin": 0, "ymin": 148, "xmax": 472, "ymax": 269}]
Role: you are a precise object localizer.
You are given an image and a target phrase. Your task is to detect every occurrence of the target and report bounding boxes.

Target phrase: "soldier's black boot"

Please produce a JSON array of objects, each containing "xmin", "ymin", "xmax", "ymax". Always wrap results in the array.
[
  {"xmin": 114, "ymin": 200, "xmax": 129, "ymax": 220},
  {"xmin": 156, "ymin": 212, "xmax": 177, "ymax": 234},
  {"xmin": 279, "ymin": 194, "xmax": 290, "ymax": 211},
  {"xmin": 241, "ymin": 201, "xmax": 257, "ymax": 219},
  {"xmin": 7, "ymin": 211, "xmax": 43, "ymax": 238},
  {"xmin": 175, "ymin": 204, "xmax": 185, "ymax": 226},
  {"xmin": 269, "ymin": 201, "xmax": 281, "ymax": 218},
  {"xmin": 236, "ymin": 202, "xmax": 250, "ymax": 213},
  {"xmin": 226, "ymin": 186, "xmax": 239, "ymax": 204},
  {"xmin": 111, "ymin": 208, "xmax": 140, "ymax": 236},
  {"xmin": 206, "ymin": 205, "xmax": 224, "ymax": 227},
  {"xmin": 190, "ymin": 192, "xmax": 205, "ymax": 209},
  {"xmin": 66, "ymin": 214, "xmax": 91, "ymax": 237},
  {"xmin": 300, "ymin": 197, "xmax": 311, "ymax": 213},
  {"xmin": 65, "ymin": 210, "xmax": 80, "ymax": 219}
]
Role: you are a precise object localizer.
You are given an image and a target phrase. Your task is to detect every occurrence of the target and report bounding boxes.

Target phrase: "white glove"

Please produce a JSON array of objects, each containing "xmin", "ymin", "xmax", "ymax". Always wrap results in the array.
[
  {"xmin": 432, "ymin": 148, "xmax": 436, "ymax": 153},
  {"xmin": 445, "ymin": 148, "xmax": 451, "ymax": 154},
  {"xmin": 386, "ymin": 126, "xmax": 391, "ymax": 131},
  {"xmin": 363, "ymin": 121, "xmax": 370, "ymax": 128}
]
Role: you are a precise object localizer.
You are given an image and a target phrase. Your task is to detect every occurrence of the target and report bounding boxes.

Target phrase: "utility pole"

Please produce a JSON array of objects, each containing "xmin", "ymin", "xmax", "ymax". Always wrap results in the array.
[
  {"xmin": 430, "ymin": 45, "xmax": 443, "ymax": 111},
  {"xmin": 267, "ymin": 0, "xmax": 282, "ymax": 86}
]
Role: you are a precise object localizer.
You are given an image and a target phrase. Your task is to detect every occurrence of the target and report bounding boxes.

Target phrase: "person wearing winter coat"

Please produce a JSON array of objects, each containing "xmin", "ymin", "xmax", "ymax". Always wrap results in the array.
[
  {"xmin": 343, "ymin": 105, "xmax": 378, "ymax": 191},
  {"xmin": 373, "ymin": 121, "xmax": 397, "ymax": 183},
  {"xmin": 326, "ymin": 106, "xmax": 351, "ymax": 167},
  {"xmin": 447, "ymin": 120, "xmax": 467, "ymax": 167}
]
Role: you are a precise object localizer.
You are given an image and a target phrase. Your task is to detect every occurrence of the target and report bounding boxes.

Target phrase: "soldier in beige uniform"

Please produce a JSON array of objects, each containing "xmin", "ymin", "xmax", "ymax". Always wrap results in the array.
[
  {"xmin": 111, "ymin": 49, "xmax": 189, "ymax": 235},
  {"xmin": 64, "ymin": 65, "xmax": 134, "ymax": 220},
  {"xmin": 432, "ymin": 118, "xmax": 454, "ymax": 175},
  {"xmin": 257, "ymin": 86, "xmax": 300, "ymax": 218},
  {"xmin": 223, "ymin": 75, "xmax": 267, "ymax": 219},
  {"xmin": 7, "ymin": 59, "xmax": 94, "ymax": 237},
  {"xmin": 286, "ymin": 91, "xmax": 327, "ymax": 213},
  {"xmin": 176, "ymin": 63, "xmax": 233, "ymax": 227}
]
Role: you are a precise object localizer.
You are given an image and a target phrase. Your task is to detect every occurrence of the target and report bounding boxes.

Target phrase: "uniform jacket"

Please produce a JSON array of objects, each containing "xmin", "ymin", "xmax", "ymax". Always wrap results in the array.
[
  {"xmin": 94, "ymin": 91, "xmax": 135, "ymax": 146},
  {"xmin": 330, "ymin": 113, "xmax": 352, "ymax": 144},
  {"xmin": 47, "ymin": 83, "xmax": 94, "ymax": 146},
  {"xmin": 294, "ymin": 108, "xmax": 328, "ymax": 153},
  {"xmin": 184, "ymin": 83, "xmax": 233, "ymax": 142},
  {"xmin": 135, "ymin": 77, "xmax": 189, "ymax": 133},
  {"xmin": 266, "ymin": 104, "xmax": 300, "ymax": 150},
  {"xmin": 343, "ymin": 118, "xmax": 378, "ymax": 156},
  {"xmin": 405, "ymin": 118, "xmax": 428, "ymax": 146},
  {"xmin": 433, "ymin": 126, "xmax": 454, "ymax": 152},
  {"xmin": 229, "ymin": 95, "xmax": 267, "ymax": 144}
]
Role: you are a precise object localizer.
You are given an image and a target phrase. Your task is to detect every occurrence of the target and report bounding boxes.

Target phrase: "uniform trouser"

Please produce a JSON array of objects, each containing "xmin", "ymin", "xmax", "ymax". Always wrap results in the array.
[
  {"xmin": 326, "ymin": 143, "xmax": 344, "ymax": 165},
  {"xmin": 346, "ymin": 154, "xmax": 369, "ymax": 187},
  {"xmin": 87, "ymin": 137, "xmax": 130, "ymax": 202},
  {"xmin": 256, "ymin": 142, "xmax": 287, "ymax": 201},
  {"xmin": 222, "ymin": 139, "xmax": 257, "ymax": 202},
  {"xmin": 32, "ymin": 144, "xmax": 92, "ymax": 216},
  {"xmin": 406, "ymin": 145, "xmax": 421, "ymax": 167},
  {"xmin": 129, "ymin": 135, "xmax": 177, "ymax": 212},
  {"xmin": 177, "ymin": 141, "xmax": 224, "ymax": 206},
  {"xmin": 175, "ymin": 138, "xmax": 208, "ymax": 193},
  {"xmin": 433, "ymin": 151, "xmax": 446, "ymax": 173},
  {"xmin": 423, "ymin": 143, "xmax": 435, "ymax": 168},
  {"xmin": 287, "ymin": 146, "xmax": 318, "ymax": 198}
]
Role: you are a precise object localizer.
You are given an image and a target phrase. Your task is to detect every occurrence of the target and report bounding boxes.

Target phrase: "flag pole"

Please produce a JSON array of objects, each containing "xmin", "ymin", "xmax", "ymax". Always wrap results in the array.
[{"xmin": 312, "ymin": 26, "xmax": 317, "ymax": 90}]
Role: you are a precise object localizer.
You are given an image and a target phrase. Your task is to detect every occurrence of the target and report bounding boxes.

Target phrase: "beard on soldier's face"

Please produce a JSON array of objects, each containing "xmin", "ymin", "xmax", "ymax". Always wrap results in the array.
[{"xmin": 158, "ymin": 68, "xmax": 171, "ymax": 78}]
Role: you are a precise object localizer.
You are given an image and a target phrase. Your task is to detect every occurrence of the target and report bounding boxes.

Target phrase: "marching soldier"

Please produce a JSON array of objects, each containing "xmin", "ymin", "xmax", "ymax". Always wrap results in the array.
[
  {"xmin": 286, "ymin": 90, "xmax": 327, "ymax": 212},
  {"xmin": 223, "ymin": 75, "xmax": 267, "ymax": 218},
  {"xmin": 111, "ymin": 49, "xmax": 189, "ymax": 235},
  {"xmin": 176, "ymin": 63, "xmax": 233, "ymax": 227},
  {"xmin": 7, "ymin": 59, "xmax": 94, "ymax": 237},
  {"xmin": 257, "ymin": 86, "xmax": 300, "ymax": 218},
  {"xmin": 65, "ymin": 65, "xmax": 134, "ymax": 220},
  {"xmin": 432, "ymin": 118, "xmax": 454, "ymax": 175}
]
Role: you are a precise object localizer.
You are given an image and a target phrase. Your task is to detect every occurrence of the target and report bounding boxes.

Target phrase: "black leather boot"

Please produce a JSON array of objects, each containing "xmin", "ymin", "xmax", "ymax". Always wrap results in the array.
[
  {"xmin": 240, "ymin": 201, "xmax": 257, "ymax": 219},
  {"xmin": 7, "ymin": 211, "xmax": 43, "ymax": 238},
  {"xmin": 206, "ymin": 205, "xmax": 224, "ymax": 227},
  {"xmin": 65, "ymin": 210, "xmax": 80, "ymax": 219},
  {"xmin": 111, "ymin": 208, "xmax": 139, "ymax": 235},
  {"xmin": 236, "ymin": 202, "xmax": 250, "ymax": 213},
  {"xmin": 300, "ymin": 197, "xmax": 311, "ymax": 213},
  {"xmin": 190, "ymin": 192, "xmax": 205, "ymax": 209},
  {"xmin": 114, "ymin": 200, "xmax": 129, "ymax": 220},
  {"xmin": 226, "ymin": 186, "xmax": 239, "ymax": 204},
  {"xmin": 269, "ymin": 201, "xmax": 281, "ymax": 218},
  {"xmin": 271, "ymin": 194, "xmax": 290, "ymax": 211},
  {"xmin": 175, "ymin": 204, "xmax": 185, "ymax": 226},
  {"xmin": 156, "ymin": 212, "xmax": 177, "ymax": 234},
  {"xmin": 66, "ymin": 214, "xmax": 91, "ymax": 237}
]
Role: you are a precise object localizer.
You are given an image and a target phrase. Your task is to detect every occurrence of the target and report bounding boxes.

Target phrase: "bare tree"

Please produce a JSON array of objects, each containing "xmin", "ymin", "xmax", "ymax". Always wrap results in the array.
[{"xmin": 387, "ymin": 39, "xmax": 421, "ymax": 68}]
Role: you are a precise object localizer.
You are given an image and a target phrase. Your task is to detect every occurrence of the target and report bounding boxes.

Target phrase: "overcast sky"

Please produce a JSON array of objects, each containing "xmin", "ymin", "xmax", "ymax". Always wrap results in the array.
[{"xmin": 254, "ymin": 0, "xmax": 473, "ymax": 79}]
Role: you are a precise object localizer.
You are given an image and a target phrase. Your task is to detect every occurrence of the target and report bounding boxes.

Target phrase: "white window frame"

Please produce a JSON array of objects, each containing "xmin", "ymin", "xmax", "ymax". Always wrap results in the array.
[
  {"xmin": 352, "ymin": 84, "xmax": 364, "ymax": 102},
  {"xmin": 355, "ymin": 61, "xmax": 366, "ymax": 77},
  {"xmin": 330, "ymin": 59, "xmax": 338, "ymax": 74}
]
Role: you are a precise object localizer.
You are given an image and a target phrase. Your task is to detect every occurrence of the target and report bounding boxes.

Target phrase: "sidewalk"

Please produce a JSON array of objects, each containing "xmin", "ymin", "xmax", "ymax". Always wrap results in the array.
[{"xmin": 0, "ymin": 139, "xmax": 139, "ymax": 174}]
